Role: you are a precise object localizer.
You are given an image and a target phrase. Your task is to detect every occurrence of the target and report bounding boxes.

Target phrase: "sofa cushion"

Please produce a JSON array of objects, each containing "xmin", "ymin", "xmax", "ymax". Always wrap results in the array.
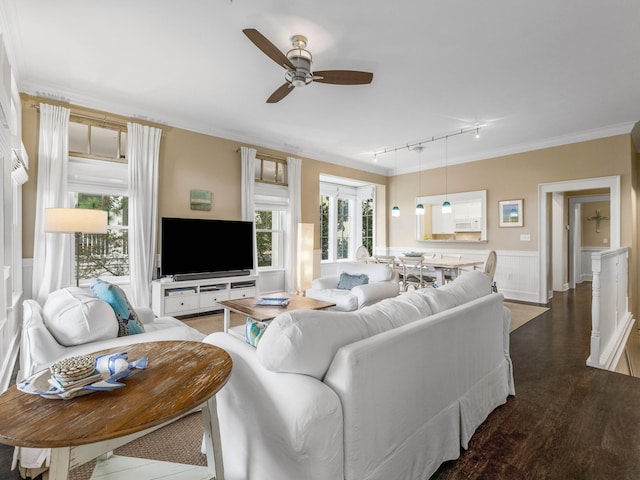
[
  {"xmin": 336, "ymin": 272, "xmax": 369, "ymax": 290},
  {"xmin": 43, "ymin": 287, "xmax": 119, "ymax": 347},
  {"xmin": 420, "ymin": 270, "xmax": 491, "ymax": 313},
  {"xmin": 257, "ymin": 310, "xmax": 370, "ymax": 379},
  {"xmin": 338, "ymin": 262, "xmax": 394, "ymax": 282},
  {"xmin": 257, "ymin": 292, "xmax": 434, "ymax": 379},
  {"xmin": 90, "ymin": 279, "xmax": 145, "ymax": 336}
]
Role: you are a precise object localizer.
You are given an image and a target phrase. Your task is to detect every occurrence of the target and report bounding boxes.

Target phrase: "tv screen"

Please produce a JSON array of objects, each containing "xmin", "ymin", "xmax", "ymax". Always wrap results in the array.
[{"xmin": 160, "ymin": 217, "xmax": 254, "ymax": 278}]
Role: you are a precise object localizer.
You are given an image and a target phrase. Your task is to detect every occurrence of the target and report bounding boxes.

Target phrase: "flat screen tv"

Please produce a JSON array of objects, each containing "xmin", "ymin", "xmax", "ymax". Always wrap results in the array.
[{"xmin": 160, "ymin": 217, "xmax": 254, "ymax": 279}]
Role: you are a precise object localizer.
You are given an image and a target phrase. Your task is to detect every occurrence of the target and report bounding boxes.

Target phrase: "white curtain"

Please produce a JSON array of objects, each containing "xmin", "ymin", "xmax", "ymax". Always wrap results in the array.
[
  {"xmin": 285, "ymin": 157, "xmax": 302, "ymax": 292},
  {"xmin": 240, "ymin": 147, "xmax": 258, "ymax": 272},
  {"xmin": 240, "ymin": 147, "xmax": 257, "ymax": 222},
  {"xmin": 32, "ymin": 103, "xmax": 70, "ymax": 305},
  {"xmin": 127, "ymin": 122, "xmax": 162, "ymax": 307}
]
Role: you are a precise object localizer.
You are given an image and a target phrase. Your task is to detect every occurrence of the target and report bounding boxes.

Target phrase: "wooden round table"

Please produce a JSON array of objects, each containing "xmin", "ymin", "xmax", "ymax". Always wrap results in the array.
[{"xmin": 0, "ymin": 340, "xmax": 232, "ymax": 480}]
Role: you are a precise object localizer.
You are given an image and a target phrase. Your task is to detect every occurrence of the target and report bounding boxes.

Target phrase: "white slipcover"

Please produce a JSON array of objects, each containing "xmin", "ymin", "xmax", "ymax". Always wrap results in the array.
[{"xmin": 204, "ymin": 270, "xmax": 514, "ymax": 480}]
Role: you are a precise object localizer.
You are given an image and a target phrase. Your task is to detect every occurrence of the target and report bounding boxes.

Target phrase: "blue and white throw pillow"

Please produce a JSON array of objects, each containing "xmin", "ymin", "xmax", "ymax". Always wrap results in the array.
[
  {"xmin": 245, "ymin": 317, "xmax": 268, "ymax": 347},
  {"xmin": 90, "ymin": 279, "xmax": 145, "ymax": 337}
]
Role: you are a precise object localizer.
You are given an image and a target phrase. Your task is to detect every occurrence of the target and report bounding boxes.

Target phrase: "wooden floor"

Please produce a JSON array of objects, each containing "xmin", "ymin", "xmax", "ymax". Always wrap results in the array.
[
  {"xmin": 2, "ymin": 282, "xmax": 640, "ymax": 479},
  {"xmin": 433, "ymin": 282, "xmax": 640, "ymax": 479}
]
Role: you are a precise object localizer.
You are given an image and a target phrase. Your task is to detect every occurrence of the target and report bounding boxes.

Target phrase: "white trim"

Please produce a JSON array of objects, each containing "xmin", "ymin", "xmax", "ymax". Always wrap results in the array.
[{"xmin": 538, "ymin": 176, "xmax": 620, "ymax": 304}]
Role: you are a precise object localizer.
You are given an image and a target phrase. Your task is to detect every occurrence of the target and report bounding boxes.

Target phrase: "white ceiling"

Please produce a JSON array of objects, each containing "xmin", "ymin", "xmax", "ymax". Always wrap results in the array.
[{"xmin": 1, "ymin": 0, "xmax": 639, "ymax": 176}]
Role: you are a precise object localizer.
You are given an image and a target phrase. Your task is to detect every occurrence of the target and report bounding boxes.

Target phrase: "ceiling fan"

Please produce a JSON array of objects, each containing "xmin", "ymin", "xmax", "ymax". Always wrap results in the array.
[{"xmin": 243, "ymin": 28, "xmax": 374, "ymax": 103}]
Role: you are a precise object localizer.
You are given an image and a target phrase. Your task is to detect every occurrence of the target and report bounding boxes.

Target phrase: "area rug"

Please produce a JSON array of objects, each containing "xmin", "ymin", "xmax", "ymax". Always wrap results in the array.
[
  {"xmin": 69, "ymin": 412, "xmax": 206, "ymax": 479},
  {"xmin": 505, "ymin": 301, "xmax": 549, "ymax": 332},
  {"xmin": 181, "ymin": 311, "xmax": 246, "ymax": 336}
]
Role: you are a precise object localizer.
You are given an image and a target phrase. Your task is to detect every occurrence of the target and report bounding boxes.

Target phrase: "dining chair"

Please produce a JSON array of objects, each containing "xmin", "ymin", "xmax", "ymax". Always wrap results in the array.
[
  {"xmin": 398, "ymin": 256, "xmax": 436, "ymax": 291},
  {"xmin": 441, "ymin": 254, "xmax": 462, "ymax": 283},
  {"xmin": 484, "ymin": 250, "xmax": 498, "ymax": 292}
]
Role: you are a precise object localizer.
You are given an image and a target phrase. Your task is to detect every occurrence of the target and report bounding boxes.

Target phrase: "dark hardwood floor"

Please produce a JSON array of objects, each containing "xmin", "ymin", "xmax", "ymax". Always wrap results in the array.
[
  {"xmin": 434, "ymin": 282, "xmax": 640, "ymax": 479},
  {"xmin": 1, "ymin": 282, "xmax": 639, "ymax": 479}
]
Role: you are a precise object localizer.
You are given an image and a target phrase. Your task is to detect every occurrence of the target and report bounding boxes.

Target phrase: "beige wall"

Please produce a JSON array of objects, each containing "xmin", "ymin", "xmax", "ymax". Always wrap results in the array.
[
  {"xmin": 20, "ymin": 95, "xmax": 639, "ymax": 313},
  {"xmin": 20, "ymin": 95, "xmax": 388, "ymax": 258},
  {"xmin": 391, "ymin": 135, "xmax": 634, "ymax": 252},
  {"xmin": 580, "ymin": 201, "xmax": 611, "ymax": 247}
]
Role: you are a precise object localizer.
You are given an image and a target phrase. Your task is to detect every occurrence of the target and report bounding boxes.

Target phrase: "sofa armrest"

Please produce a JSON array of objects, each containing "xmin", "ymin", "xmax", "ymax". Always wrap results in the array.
[
  {"xmin": 202, "ymin": 332, "xmax": 344, "ymax": 480},
  {"xmin": 351, "ymin": 281, "xmax": 399, "ymax": 308},
  {"xmin": 134, "ymin": 306, "xmax": 156, "ymax": 324},
  {"xmin": 311, "ymin": 275, "xmax": 340, "ymax": 290}
]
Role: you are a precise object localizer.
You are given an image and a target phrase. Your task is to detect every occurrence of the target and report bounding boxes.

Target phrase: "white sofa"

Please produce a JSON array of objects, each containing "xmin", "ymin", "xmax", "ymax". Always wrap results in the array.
[
  {"xmin": 305, "ymin": 262, "xmax": 400, "ymax": 311},
  {"xmin": 20, "ymin": 286, "xmax": 205, "ymax": 380},
  {"xmin": 203, "ymin": 270, "xmax": 514, "ymax": 480},
  {"xmin": 16, "ymin": 285, "xmax": 206, "ymax": 477}
]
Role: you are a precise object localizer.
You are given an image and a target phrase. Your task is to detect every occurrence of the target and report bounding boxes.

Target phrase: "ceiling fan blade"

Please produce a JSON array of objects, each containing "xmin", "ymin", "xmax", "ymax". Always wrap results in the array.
[
  {"xmin": 243, "ymin": 28, "xmax": 295, "ymax": 70},
  {"xmin": 267, "ymin": 83, "xmax": 294, "ymax": 103},
  {"xmin": 313, "ymin": 70, "xmax": 373, "ymax": 85}
]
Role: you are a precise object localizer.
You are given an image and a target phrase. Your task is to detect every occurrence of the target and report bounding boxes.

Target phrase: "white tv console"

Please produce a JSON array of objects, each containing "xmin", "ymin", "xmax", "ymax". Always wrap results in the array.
[{"xmin": 151, "ymin": 274, "xmax": 258, "ymax": 317}]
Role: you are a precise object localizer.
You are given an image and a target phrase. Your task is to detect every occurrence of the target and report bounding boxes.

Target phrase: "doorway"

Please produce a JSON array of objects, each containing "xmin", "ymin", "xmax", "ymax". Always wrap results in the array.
[{"xmin": 538, "ymin": 176, "xmax": 620, "ymax": 304}]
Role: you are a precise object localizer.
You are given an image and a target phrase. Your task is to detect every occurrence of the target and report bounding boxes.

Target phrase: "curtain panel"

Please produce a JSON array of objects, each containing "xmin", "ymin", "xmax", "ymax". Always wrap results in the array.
[
  {"xmin": 32, "ymin": 103, "xmax": 70, "ymax": 305},
  {"xmin": 286, "ymin": 157, "xmax": 302, "ymax": 292},
  {"xmin": 127, "ymin": 122, "xmax": 162, "ymax": 307}
]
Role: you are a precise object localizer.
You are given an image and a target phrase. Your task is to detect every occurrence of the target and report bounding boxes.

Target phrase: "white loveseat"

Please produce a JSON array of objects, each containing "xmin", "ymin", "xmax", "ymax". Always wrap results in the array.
[
  {"xmin": 16, "ymin": 285, "xmax": 206, "ymax": 477},
  {"xmin": 20, "ymin": 286, "xmax": 205, "ymax": 380},
  {"xmin": 203, "ymin": 270, "xmax": 514, "ymax": 480},
  {"xmin": 305, "ymin": 262, "xmax": 400, "ymax": 311}
]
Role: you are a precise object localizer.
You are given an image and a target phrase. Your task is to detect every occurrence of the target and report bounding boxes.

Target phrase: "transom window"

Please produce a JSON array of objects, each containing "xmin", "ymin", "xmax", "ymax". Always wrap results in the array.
[
  {"xmin": 254, "ymin": 156, "xmax": 288, "ymax": 185},
  {"xmin": 69, "ymin": 119, "xmax": 127, "ymax": 162}
]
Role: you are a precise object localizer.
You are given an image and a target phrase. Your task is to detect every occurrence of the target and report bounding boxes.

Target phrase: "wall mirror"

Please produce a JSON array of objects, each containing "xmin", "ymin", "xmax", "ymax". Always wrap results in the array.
[{"xmin": 415, "ymin": 190, "xmax": 487, "ymax": 242}]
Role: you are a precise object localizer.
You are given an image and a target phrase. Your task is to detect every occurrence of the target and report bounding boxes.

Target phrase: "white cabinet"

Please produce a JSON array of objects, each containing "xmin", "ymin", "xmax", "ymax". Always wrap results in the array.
[
  {"xmin": 152, "ymin": 275, "xmax": 257, "ymax": 317},
  {"xmin": 431, "ymin": 207, "xmax": 455, "ymax": 234}
]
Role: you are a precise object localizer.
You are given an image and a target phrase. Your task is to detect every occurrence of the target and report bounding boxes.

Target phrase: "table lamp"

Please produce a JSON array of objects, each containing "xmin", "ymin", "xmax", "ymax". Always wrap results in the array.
[{"xmin": 44, "ymin": 208, "xmax": 109, "ymax": 286}]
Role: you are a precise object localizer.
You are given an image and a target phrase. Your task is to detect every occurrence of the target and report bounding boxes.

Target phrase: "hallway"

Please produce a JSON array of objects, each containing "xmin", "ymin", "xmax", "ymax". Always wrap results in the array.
[{"xmin": 433, "ymin": 282, "xmax": 640, "ymax": 479}]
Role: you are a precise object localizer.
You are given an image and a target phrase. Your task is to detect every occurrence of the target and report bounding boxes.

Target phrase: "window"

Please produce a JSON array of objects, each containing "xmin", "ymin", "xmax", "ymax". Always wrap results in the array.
[
  {"xmin": 254, "ymin": 156, "xmax": 288, "ymax": 185},
  {"xmin": 320, "ymin": 178, "xmax": 375, "ymax": 262},
  {"xmin": 74, "ymin": 193, "xmax": 129, "ymax": 279},
  {"xmin": 320, "ymin": 195, "xmax": 330, "ymax": 260},
  {"xmin": 361, "ymin": 197, "xmax": 374, "ymax": 256},
  {"xmin": 69, "ymin": 119, "xmax": 127, "ymax": 162},
  {"xmin": 336, "ymin": 198, "xmax": 350, "ymax": 260},
  {"xmin": 255, "ymin": 209, "xmax": 285, "ymax": 268},
  {"xmin": 67, "ymin": 116, "xmax": 130, "ymax": 284},
  {"xmin": 254, "ymin": 182, "xmax": 289, "ymax": 271}
]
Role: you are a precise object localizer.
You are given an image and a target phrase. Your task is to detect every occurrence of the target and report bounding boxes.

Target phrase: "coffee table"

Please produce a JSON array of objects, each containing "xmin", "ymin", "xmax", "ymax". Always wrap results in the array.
[
  {"xmin": 0, "ymin": 341, "xmax": 232, "ymax": 480},
  {"xmin": 218, "ymin": 292, "xmax": 335, "ymax": 332}
]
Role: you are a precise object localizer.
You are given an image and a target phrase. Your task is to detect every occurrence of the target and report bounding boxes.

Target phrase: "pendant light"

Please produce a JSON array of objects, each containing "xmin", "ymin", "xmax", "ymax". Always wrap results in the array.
[
  {"xmin": 415, "ymin": 145, "xmax": 424, "ymax": 215},
  {"xmin": 392, "ymin": 149, "xmax": 400, "ymax": 217},
  {"xmin": 442, "ymin": 136, "xmax": 452, "ymax": 213}
]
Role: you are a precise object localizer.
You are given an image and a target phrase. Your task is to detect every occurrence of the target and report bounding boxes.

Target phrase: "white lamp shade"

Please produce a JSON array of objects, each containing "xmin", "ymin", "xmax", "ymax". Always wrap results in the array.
[{"xmin": 44, "ymin": 208, "xmax": 108, "ymax": 234}]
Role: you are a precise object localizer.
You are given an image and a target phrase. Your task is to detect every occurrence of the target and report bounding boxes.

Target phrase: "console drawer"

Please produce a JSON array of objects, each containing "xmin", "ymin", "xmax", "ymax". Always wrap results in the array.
[
  {"xmin": 164, "ymin": 295, "xmax": 199, "ymax": 314},
  {"xmin": 200, "ymin": 291, "xmax": 230, "ymax": 309}
]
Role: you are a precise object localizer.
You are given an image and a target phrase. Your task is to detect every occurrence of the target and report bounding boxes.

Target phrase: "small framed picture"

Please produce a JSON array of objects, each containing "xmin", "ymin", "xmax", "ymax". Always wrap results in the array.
[
  {"xmin": 190, "ymin": 189, "xmax": 212, "ymax": 211},
  {"xmin": 499, "ymin": 199, "xmax": 523, "ymax": 227}
]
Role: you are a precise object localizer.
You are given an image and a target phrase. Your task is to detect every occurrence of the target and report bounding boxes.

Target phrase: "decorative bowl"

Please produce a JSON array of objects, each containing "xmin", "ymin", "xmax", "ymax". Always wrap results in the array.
[{"xmin": 18, "ymin": 352, "xmax": 147, "ymax": 400}]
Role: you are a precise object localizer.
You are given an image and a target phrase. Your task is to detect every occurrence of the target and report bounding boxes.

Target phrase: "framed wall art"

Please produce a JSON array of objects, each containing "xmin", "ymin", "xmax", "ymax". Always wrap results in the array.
[
  {"xmin": 499, "ymin": 199, "xmax": 523, "ymax": 227},
  {"xmin": 190, "ymin": 189, "xmax": 212, "ymax": 211}
]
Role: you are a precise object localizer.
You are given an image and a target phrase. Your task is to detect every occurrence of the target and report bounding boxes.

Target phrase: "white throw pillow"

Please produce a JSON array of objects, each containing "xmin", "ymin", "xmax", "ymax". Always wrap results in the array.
[
  {"xmin": 43, "ymin": 287, "xmax": 119, "ymax": 347},
  {"xmin": 257, "ymin": 292, "xmax": 433, "ymax": 379},
  {"xmin": 257, "ymin": 309, "xmax": 370, "ymax": 379}
]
